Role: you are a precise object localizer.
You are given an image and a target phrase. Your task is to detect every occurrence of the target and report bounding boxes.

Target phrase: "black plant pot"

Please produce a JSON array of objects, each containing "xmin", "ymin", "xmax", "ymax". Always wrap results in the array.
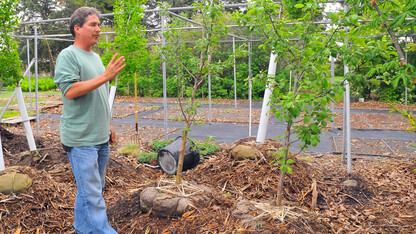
[{"xmin": 157, "ymin": 136, "xmax": 200, "ymax": 175}]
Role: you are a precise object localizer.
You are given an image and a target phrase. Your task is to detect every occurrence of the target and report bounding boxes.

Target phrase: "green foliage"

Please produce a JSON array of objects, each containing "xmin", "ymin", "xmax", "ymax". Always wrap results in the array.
[
  {"xmin": 151, "ymin": 138, "xmax": 174, "ymax": 152},
  {"xmin": 389, "ymin": 103, "xmax": 416, "ymax": 133},
  {"xmin": 271, "ymin": 149, "xmax": 294, "ymax": 174},
  {"xmin": 194, "ymin": 139, "xmax": 220, "ymax": 156},
  {"xmin": 150, "ymin": 137, "xmax": 219, "ymax": 157},
  {"xmin": 237, "ymin": 0, "xmax": 340, "ymax": 155},
  {"xmin": 343, "ymin": 0, "xmax": 416, "ymax": 104},
  {"xmin": 136, "ymin": 152, "xmax": 158, "ymax": 163},
  {"xmin": 0, "ymin": 0, "xmax": 23, "ymax": 88},
  {"xmin": 99, "ymin": 0, "xmax": 148, "ymax": 94},
  {"xmin": 117, "ymin": 144, "xmax": 141, "ymax": 157},
  {"xmin": 15, "ymin": 77, "xmax": 57, "ymax": 92}
]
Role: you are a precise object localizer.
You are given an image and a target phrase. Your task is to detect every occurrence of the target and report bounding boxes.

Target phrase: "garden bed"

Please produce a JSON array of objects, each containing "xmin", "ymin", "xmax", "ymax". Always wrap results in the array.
[{"xmin": 0, "ymin": 97, "xmax": 415, "ymax": 233}]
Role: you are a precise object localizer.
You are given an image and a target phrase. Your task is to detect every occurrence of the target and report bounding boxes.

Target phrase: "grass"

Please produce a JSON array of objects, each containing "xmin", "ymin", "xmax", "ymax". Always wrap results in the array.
[{"xmin": 0, "ymin": 90, "xmax": 61, "ymax": 118}]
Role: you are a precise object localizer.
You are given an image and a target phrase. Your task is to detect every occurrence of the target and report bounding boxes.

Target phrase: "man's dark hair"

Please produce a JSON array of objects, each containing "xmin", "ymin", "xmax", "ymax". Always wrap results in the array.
[{"xmin": 69, "ymin": 7, "xmax": 101, "ymax": 37}]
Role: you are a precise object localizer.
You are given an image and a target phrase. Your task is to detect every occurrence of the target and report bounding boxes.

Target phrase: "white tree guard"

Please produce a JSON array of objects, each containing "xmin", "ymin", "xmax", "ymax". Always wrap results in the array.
[{"xmin": 256, "ymin": 53, "xmax": 278, "ymax": 143}]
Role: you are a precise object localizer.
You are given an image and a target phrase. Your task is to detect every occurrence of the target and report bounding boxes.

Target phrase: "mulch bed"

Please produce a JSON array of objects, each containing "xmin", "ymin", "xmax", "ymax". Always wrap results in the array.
[
  {"xmin": 0, "ymin": 127, "xmax": 415, "ymax": 233},
  {"xmin": 0, "ymin": 97, "xmax": 415, "ymax": 233}
]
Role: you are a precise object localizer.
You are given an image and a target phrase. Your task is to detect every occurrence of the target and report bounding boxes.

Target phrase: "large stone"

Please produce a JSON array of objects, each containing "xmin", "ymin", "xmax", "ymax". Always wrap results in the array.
[
  {"xmin": 230, "ymin": 145, "xmax": 259, "ymax": 160},
  {"xmin": 0, "ymin": 172, "xmax": 32, "ymax": 194},
  {"xmin": 140, "ymin": 184, "xmax": 212, "ymax": 218},
  {"xmin": 343, "ymin": 179, "xmax": 358, "ymax": 187}
]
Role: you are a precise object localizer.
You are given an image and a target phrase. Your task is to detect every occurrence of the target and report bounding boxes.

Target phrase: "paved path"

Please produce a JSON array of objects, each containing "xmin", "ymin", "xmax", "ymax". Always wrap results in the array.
[{"xmin": 109, "ymin": 101, "xmax": 416, "ymax": 156}]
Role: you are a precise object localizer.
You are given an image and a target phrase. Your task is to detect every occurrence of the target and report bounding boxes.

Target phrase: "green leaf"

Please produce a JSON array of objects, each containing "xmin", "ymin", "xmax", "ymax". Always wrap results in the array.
[
  {"xmin": 294, "ymin": 4, "xmax": 304, "ymax": 8},
  {"xmin": 304, "ymin": 116, "xmax": 311, "ymax": 124},
  {"xmin": 309, "ymin": 123, "xmax": 320, "ymax": 133},
  {"xmin": 290, "ymin": 106, "xmax": 301, "ymax": 118}
]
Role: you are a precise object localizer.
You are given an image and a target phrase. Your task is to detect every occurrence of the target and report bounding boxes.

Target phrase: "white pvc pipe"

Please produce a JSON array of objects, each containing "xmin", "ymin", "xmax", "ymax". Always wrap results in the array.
[
  {"xmin": 248, "ymin": 39, "xmax": 252, "ymax": 137},
  {"xmin": 208, "ymin": 72, "xmax": 212, "ymax": 124},
  {"xmin": 108, "ymin": 86, "xmax": 117, "ymax": 115},
  {"xmin": 405, "ymin": 41, "xmax": 408, "ymax": 105},
  {"xmin": 16, "ymin": 87, "xmax": 37, "ymax": 151},
  {"xmin": 233, "ymin": 37, "xmax": 237, "ymax": 108},
  {"xmin": 330, "ymin": 56, "xmax": 335, "ymax": 129},
  {"xmin": 345, "ymin": 81, "xmax": 351, "ymax": 174},
  {"xmin": 0, "ymin": 135, "xmax": 4, "ymax": 171},
  {"xmin": 256, "ymin": 53, "xmax": 278, "ymax": 143},
  {"xmin": 208, "ymin": 51, "xmax": 212, "ymax": 125}
]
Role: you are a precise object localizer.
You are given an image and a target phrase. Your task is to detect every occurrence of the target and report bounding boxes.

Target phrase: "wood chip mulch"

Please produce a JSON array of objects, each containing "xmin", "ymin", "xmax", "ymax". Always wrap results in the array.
[{"xmin": 0, "ymin": 127, "xmax": 415, "ymax": 233}]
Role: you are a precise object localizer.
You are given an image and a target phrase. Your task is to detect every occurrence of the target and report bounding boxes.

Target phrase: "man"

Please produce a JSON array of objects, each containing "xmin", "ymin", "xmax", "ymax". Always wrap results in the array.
[{"xmin": 54, "ymin": 6, "xmax": 125, "ymax": 233}]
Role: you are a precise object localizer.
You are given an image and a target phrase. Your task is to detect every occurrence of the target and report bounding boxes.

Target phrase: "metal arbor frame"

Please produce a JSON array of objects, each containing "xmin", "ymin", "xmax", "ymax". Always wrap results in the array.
[
  {"xmin": 7, "ymin": 1, "xmax": 405, "ymax": 173},
  {"xmin": 15, "ymin": 3, "xmax": 254, "ymax": 139}
]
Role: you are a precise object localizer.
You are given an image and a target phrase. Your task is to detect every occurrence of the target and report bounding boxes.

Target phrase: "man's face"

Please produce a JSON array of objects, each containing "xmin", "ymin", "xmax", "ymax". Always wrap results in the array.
[{"xmin": 75, "ymin": 14, "xmax": 101, "ymax": 46}]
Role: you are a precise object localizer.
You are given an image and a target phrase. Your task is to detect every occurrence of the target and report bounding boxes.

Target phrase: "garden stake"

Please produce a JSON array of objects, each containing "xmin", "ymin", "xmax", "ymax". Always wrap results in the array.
[{"xmin": 131, "ymin": 72, "xmax": 140, "ymax": 144}]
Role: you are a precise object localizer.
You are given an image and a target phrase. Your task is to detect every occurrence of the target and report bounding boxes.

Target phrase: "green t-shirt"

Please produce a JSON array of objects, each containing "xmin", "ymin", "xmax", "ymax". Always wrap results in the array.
[{"xmin": 54, "ymin": 45, "xmax": 110, "ymax": 147}]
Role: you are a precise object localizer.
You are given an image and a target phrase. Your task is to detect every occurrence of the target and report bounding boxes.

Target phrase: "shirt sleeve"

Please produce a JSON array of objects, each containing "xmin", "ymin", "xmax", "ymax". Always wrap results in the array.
[{"xmin": 54, "ymin": 50, "xmax": 81, "ymax": 95}]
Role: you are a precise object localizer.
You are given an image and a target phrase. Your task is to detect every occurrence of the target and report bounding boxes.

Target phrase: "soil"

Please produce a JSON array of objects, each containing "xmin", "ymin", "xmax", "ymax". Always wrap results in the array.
[{"xmin": 0, "ymin": 96, "xmax": 415, "ymax": 233}]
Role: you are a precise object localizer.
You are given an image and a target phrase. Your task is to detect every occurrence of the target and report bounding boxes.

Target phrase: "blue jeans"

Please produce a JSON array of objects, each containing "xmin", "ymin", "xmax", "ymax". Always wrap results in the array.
[{"xmin": 67, "ymin": 142, "xmax": 117, "ymax": 234}]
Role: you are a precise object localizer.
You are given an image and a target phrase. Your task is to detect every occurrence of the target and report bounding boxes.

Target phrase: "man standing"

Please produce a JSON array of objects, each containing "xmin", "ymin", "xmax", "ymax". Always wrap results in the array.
[{"xmin": 54, "ymin": 7, "xmax": 125, "ymax": 233}]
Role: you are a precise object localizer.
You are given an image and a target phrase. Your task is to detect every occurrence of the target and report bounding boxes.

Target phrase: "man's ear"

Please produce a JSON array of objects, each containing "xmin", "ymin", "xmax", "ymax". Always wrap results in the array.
[{"xmin": 74, "ymin": 25, "xmax": 81, "ymax": 35}]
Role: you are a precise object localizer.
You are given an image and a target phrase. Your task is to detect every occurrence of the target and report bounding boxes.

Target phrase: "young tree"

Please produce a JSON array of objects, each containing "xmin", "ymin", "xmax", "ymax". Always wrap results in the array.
[
  {"xmin": 236, "ymin": 0, "xmax": 415, "ymax": 206},
  {"xmin": 162, "ymin": 0, "xmax": 235, "ymax": 183},
  {"xmin": 100, "ymin": 0, "xmax": 148, "ymax": 94},
  {"xmin": 235, "ymin": 0, "xmax": 354, "ymax": 205}
]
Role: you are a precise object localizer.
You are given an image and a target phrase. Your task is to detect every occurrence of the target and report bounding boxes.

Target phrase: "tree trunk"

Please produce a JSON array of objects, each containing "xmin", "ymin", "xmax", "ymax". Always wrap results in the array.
[
  {"xmin": 276, "ymin": 121, "xmax": 292, "ymax": 206},
  {"xmin": 175, "ymin": 125, "xmax": 189, "ymax": 184}
]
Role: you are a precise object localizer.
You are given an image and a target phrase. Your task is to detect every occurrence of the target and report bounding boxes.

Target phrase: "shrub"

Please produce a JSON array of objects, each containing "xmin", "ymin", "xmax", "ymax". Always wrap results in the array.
[{"xmin": 9, "ymin": 77, "xmax": 57, "ymax": 92}]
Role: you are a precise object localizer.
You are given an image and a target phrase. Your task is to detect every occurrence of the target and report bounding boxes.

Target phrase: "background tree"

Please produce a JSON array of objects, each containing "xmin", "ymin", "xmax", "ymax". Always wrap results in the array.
[
  {"xmin": 99, "ymin": 0, "xmax": 148, "ymax": 94},
  {"xmin": 345, "ymin": 0, "xmax": 416, "ymax": 102},
  {"xmin": 0, "ymin": 0, "xmax": 23, "ymax": 88}
]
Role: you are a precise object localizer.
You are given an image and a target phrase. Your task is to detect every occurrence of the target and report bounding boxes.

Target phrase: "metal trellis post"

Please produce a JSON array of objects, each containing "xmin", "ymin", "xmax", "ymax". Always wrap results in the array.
[
  {"xmin": 161, "ymin": 14, "xmax": 168, "ymax": 140},
  {"xmin": 34, "ymin": 24, "xmax": 39, "ymax": 136},
  {"xmin": 27, "ymin": 39, "xmax": 32, "ymax": 112}
]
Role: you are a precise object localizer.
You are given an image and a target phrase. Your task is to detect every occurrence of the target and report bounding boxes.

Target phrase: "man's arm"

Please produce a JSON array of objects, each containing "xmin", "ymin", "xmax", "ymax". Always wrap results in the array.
[{"xmin": 65, "ymin": 53, "xmax": 125, "ymax": 100}]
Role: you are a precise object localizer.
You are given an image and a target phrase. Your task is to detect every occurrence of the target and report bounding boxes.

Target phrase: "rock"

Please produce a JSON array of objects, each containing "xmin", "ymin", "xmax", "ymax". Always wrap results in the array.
[
  {"xmin": 153, "ymin": 195, "xmax": 182, "ymax": 217},
  {"xmin": 139, "ymin": 187, "xmax": 157, "ymax": 213},
  {"xmin": 343, "ymin": 179, "xmax": 358, "ymax": 187},
  {"xmin": 230, "ymin": 145, "xmax": 259, "ymax": 160},
  {"xmin": 139, "ymin": 184, "xmax": 213, "ymax": 218},
  {"xmin": 0, "ymin": 172, "xmax": 32, "ymax": 194}
]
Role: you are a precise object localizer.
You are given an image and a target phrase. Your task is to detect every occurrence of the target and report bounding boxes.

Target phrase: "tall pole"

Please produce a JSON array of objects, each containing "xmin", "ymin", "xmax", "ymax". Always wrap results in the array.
[
  {"xmin": 27, "ymin": 39, "xmax": 32, "ymax": 112},
  {"xmin": 248, "ymin": 37, "xmax": 252, "ymax": 137},
  {"xmin": 343, "ymin": 81, "xmax": 352, "ymax": 174},
  {"xmin": 233, "ymin": 37, "xmax": 237, "ymax": 108},
  {"xmin": 342, "ymin": 2, "xmax": 352, "ymax": 174},
  {"xmin": 161, "ymin": 14, "xmax": 168, "ymax": 140},
  {"xmin": 0, "ymin": 135, "xmax": 4, "ymax": 171},
  {"xmin": 208, "ymin": 51, "xmax": 212, "ymax": 125},
  {"xmin": 331, "ymin": 56, "xmax": 335, "ymax": 129},
  {"xmin": 34, "ymin": 24, "xmax": 39, "ymax": 136},
  {"xmin": 405, "ymin": 37, "xmax": 408, "ymax": 105}
]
